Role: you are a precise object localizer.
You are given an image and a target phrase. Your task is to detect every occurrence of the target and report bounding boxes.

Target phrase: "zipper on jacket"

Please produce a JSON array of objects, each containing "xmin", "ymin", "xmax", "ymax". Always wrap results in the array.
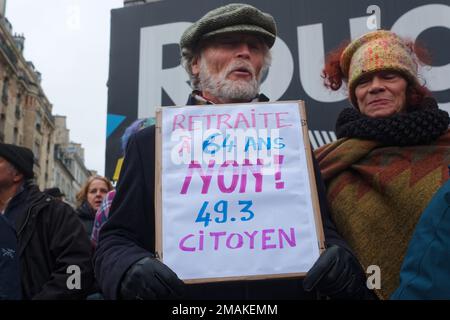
[{"xmin": 17, "ymin": 194, "xmax": 47, "ymax": 237}]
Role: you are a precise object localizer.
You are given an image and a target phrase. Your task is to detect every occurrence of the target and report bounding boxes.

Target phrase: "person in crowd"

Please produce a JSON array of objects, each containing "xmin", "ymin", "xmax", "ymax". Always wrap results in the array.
[
  {"xmin": 76, "ymin": 177, "xmax": 114, "ymax": 300},
  {"xmin": 44, "ymin": 187, "xmax": 65, "ymax": 201},
  {"xmin": 95, "ymin": 3, "xmax": 374, "ymax": 300},
  {"xmin": 391, "ymin": 171, "xmax": 450, "ymax": 299},
  {"xmin": 91, "ymin": 118, "xmax": 150, "ymax": 248},
  {"xmin": 0, "ymin": 195, "xmax": 21, "ymax": 300},
  {"xmin": 316, "ymin": 29, "xmax": 450, "ymax": 299},
  {"xmin": 0, "ymin": 143, "xmax": 94, "ymax": 299},
  {"xmin": 76, "ymin": 176, "xmax": 113, "ymax": 236}
]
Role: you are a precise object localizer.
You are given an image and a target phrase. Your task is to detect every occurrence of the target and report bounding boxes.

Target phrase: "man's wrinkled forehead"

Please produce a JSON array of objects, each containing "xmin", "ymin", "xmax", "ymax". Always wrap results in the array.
[{"xmin": 198, "ymin": 32, "xmax": 267, "ymax": 50}]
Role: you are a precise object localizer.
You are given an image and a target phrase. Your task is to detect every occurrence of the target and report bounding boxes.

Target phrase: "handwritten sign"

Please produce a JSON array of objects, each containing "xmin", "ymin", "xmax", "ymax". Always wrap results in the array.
[{"xmin": 155, "ymin": 101, "xmax": 324, "ymax": 283}]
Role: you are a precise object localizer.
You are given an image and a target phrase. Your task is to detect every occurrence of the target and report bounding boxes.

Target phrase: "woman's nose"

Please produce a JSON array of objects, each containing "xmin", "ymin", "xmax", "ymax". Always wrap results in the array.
[{"xmin": 368, "ymin": 76, "xmax": 385, "ymax": 93}]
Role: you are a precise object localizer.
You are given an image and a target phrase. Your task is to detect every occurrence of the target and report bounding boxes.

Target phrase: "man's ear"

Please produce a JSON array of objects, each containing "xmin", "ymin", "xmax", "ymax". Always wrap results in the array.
[
  {"xmin": 191, "ymin": 56, "xmax": 200, "ymax": 76},
  {"xmin": 12, "ymin": 171, "xmax": 24, "ymax": 183}
]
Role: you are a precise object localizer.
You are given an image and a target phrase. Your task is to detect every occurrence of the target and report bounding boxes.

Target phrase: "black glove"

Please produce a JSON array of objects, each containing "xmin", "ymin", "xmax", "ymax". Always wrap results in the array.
[
  {"xmin": 303, "ymin": 245, "xmax": 376, "ymax": 299},
  {"xmin": 119, "ymin": 256, "xmax": 185, "ymax": 300}
]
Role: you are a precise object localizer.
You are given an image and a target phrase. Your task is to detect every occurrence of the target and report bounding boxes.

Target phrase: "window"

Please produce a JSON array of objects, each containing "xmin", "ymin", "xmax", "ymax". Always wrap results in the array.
[
  {"xmin": 0, "ymin": 113, "xmax": 5, "ymax": 142},
  {"xmin": 35, "ymin": 112, "xmax": 42, "ymax": 133},
  {"xmin": 15, "ymin": 105, "xmax": 21, "ymax": 119},
  {"xmin": 34, "ymin": 141, "xmax": 40, "ymax": 163},
  {"xmin": 13, "ymin": 127, "xmax": 18, "ymax": 144},
  {"xmin": 1, "ymin": 77, "xmax": 9, "ymax": 105},
  {"xmin": 15, "ymin": 94, "xmax": 22, "ymax": 119}
]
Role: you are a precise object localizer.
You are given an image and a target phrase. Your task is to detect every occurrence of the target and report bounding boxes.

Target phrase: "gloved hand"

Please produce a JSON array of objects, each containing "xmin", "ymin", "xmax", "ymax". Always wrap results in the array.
[
  {"xmin": 119, "ymin": 256, "xmax": 185, "ymax": 300},
  {"xmin": 303, "ymin": 245, "xmax": 376, "ymax": 299}
]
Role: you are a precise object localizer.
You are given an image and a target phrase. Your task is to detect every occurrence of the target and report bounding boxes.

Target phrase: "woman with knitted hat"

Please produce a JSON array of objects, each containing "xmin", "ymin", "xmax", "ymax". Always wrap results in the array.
[{"xmin": 315, "ymin": 30, "xmax": 450, "ymax": 299}]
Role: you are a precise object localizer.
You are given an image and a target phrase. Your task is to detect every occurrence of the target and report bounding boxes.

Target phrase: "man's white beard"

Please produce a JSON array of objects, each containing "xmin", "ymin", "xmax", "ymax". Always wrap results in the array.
[{"xmin": 198, "ymin": 58, "xmax": 261, "ymax": 103}]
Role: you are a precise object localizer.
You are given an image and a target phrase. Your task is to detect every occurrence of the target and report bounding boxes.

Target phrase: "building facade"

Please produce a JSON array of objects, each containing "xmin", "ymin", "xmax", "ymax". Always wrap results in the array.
[
  {"xmin": 53, "ymin": 116, "xmax": 92, "ymax": 208},
  {"xmin": 0, "ymin": 15, "xmax": 56, "ymax": 190},
  {"xmin": 0, "ymin": 1, "xmax": 5, "ymax": 18},
  {"xmin": 1, "ymin": 9, "xmax": 92, "ymax": 203}
]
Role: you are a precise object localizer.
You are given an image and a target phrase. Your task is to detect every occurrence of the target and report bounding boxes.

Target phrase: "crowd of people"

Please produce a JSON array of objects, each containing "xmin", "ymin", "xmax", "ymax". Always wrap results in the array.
[{"xmin": 1, "ymin": 3, "xmax": 449, "ymax": 300}]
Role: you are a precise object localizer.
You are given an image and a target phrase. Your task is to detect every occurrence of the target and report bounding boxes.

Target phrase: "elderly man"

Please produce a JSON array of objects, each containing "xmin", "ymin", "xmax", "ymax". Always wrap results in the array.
[
  {"xmin": 0, "ymin": 143, "xmax": 94, "ymax": 299},
  {"xmin": 95, "ymin": 3, "xmax": 373, "ymax": 300}
]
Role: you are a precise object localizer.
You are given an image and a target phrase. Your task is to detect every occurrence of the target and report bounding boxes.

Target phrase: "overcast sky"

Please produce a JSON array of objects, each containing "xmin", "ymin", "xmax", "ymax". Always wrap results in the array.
[{"xmin": 7, "ymin": 0, "xmax": 123, "ymax": 175}]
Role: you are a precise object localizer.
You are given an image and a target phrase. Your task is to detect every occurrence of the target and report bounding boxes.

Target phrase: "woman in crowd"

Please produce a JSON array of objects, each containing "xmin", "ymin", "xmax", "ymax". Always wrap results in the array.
[
  {"xmin": 76, "ymin": 176, "xmax": 114, "ymax": 236},
  {"xmin": 315, "ymin": 29, "xmax": 450, "ymax": 299},
  {"xmin": 90, "ymin": 118, "xmax": 152, "ymax": 248}
]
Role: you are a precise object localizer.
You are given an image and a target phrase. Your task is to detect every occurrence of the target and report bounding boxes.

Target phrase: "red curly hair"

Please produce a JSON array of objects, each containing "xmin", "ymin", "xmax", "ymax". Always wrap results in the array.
[{"xmin": 322, "ymin": 37, "xmax": 433, "ymax": 109}]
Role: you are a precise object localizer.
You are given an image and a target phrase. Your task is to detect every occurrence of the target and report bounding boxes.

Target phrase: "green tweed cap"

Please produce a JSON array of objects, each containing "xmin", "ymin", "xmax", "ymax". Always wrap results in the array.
[{"xmin": 180, "ymin": 3, "xmax": 277, "ymax": 54}]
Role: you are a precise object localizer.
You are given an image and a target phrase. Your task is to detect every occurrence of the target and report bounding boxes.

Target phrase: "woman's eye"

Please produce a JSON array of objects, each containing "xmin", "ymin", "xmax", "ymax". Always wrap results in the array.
[
  {"xmin": 357, "ymin": 78, "xmax": 370, "ymax": 86},
  {"xmin": 381, "ymin": 72, "xmax": 399, "ymax": 80}
]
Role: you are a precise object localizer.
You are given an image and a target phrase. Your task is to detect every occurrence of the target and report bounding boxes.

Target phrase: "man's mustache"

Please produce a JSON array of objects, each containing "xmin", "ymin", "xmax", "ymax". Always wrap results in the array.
[{"xmin": 226, "ymin": 61, "xmax": 255, "ymax": 78}]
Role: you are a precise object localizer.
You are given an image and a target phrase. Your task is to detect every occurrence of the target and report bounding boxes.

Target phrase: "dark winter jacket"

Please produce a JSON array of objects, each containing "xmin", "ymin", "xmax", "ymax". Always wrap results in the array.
[
  {"xmin": 95, "ymin": 95, "xmax": 352, "ymax": 300},
  {"xmin": 76, "ymin": 201, "xmax": 96, "ymax": 237},
  {"xmin": 15, "ymin": 182, "xmax": 95, "ymax": 299},
  {"xmin": 0, "ymin": 214, "xmax": 21, "ymax": 300}
]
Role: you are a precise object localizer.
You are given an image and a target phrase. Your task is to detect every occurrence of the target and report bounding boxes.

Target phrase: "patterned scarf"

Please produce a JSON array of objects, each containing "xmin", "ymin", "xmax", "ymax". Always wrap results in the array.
[
  {"xmin": 190, "ymin": 90, "xmax": 269, "ymax": 105},
  {"xmin": 315, "ymin": 100, "xmax": 450, "ymax": 299},
  {"xmin": 336, "ymin": 97, "xmax": 449, "ymax": 146}
]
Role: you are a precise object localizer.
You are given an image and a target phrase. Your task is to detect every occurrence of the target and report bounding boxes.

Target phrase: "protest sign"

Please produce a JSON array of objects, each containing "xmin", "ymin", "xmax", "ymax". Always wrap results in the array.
[{"xmin": 155, "ymin": 101, "xmax": 324, "ymax": 283}]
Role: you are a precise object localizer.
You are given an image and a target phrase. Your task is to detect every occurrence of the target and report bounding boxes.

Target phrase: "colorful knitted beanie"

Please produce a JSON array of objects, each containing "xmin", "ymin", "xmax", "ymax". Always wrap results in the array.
[{"xmin": 340, "ymin": 30, "xmax": 419, "ymax": 107}]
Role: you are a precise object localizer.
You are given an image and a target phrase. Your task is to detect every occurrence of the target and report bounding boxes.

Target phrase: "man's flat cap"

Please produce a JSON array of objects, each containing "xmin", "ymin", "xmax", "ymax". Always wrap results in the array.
[
  {"xmin": 180, "ymin": 3, "xmax": 277, "ymax": 53},
  {"xmin": 0, "ymin": 143, "xmax": 34, "ymax": 179}
]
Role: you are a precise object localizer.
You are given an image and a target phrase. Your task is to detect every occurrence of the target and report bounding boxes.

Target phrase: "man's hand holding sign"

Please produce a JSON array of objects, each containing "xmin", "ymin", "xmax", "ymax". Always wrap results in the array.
[{"xmin": 95, "ymin": 3, "xmax": 372, "ymax": 300}]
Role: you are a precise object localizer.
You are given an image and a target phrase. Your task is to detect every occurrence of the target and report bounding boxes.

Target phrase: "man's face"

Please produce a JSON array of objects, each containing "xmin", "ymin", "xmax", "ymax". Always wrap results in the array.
[
  {"xmin": 191, "ymin": 33, "xmax": 268, "ymax": 104},
  {"xmin": 0, "ymin": 157, "xmax": 22, "ymax": 190}
]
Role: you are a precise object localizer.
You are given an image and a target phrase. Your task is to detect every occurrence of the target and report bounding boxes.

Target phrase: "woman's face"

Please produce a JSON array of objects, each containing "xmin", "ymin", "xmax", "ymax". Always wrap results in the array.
[
  {"xmin": 87, "ymin": 179, "xmax": 109, "ymax": 211},
  {"xmin": 355, "ymin": 71, "xmax": 408, "ymax": 118}
]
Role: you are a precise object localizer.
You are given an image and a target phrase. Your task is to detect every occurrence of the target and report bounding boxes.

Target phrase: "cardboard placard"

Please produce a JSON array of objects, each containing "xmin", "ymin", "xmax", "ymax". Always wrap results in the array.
[{"xmin": 155, "ymin": 101, "xmax": 324, "ymax": 283}]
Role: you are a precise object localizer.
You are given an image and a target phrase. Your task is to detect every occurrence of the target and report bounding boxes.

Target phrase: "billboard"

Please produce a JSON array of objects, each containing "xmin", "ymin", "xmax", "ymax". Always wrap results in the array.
[{"xmin": 105, "ymin": 0, "xmax": 450, "ymax": 180}]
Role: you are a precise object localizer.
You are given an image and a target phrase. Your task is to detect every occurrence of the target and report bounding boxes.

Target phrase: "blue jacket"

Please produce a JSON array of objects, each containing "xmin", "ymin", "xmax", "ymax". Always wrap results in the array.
[
  {"xmin": 0, "ymin": 186, "xmax": 29, "ymax": 300},
  {"xmin": 0, "ymin": 214, "xmax": 21, "ymax": 300},
  {"xmin": 391, "ymin": 178, "xmax": 450, "ymax": 299}
]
